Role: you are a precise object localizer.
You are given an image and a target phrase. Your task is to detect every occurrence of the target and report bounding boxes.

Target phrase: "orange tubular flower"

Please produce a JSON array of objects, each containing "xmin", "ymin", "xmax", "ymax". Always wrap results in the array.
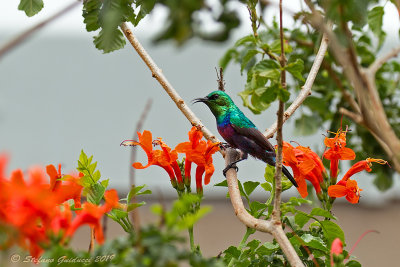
[
  {"xmin": 67, "ymin": 189, "xmax": 119, "ymax": 244},
  {"xmin": 281, "ymin": 142, "xmax": 325, "ymax": 198},
  {"xmin": 121, "ymin": 131, "xmax": 183, "ymax": 187},
  {"xmin": 330, "ymin": 238, "xmax": 343, "ymax": 265},
  {"xmin": 175, "ymin": 127, "xmax": 220, "ymax": 194},
  {"xmin": 323, "ymin": 129, "xmax": 356, "ymax": 180},
  {"xmin": 328, "ymin": 158, "xmax": 388, "ymax": 204}
]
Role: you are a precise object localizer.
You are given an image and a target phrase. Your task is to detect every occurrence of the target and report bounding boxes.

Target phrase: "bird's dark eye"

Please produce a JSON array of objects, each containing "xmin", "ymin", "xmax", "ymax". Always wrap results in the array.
[{"xmin": 209, "ymin": 94, "xmax": 219, "ymax": 100}]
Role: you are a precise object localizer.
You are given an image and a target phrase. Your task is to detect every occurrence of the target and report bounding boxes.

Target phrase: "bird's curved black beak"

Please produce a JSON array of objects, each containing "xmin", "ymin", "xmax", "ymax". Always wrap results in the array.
[{"xmin": 192, "ymin": 97, "xmax": 208, "ymax": 104}]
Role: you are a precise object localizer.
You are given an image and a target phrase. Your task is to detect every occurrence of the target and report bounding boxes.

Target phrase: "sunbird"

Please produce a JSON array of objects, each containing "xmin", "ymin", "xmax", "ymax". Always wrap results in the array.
[{"xmin": 194, "ymin": 90, "xmax": 298, "ymax": 187}]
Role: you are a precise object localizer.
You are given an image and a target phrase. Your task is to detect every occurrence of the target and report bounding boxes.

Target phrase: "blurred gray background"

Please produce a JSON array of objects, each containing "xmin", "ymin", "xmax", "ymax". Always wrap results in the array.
[{"xmin": 1, "ymin": 2, "xmax": 399, "ymax": 266}]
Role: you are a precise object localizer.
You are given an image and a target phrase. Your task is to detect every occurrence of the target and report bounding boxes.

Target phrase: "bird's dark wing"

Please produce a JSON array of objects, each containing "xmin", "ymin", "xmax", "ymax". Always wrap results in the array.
[{"xmin": 230, "ymin": 114, "xmax": 275, "ymax": 152}]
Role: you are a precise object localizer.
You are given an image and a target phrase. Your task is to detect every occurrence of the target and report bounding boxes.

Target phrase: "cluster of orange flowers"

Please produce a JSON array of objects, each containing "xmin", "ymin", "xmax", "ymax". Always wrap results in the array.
[
  {"xmin": 281, "ymin": 128, "xmax": 388, "ymax": 204},
  {"xmin": 121, "ymin": 126, "xmax": 220, "ymax": 194},
  {"xmin": 0, "ymin": 156, "xmax": 119, "ymax": 259}
]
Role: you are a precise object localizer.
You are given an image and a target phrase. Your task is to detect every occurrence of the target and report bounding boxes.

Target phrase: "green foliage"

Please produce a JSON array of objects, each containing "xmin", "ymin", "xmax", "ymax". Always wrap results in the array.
[{"xmin": 18, "ymin": 0, "xmax": 43, "ymax": 17}]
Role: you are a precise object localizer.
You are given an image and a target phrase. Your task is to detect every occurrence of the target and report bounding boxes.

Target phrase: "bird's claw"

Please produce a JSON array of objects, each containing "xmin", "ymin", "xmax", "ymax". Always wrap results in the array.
[{"xmin": 223, "ymin": 164, "xmax": 239, "ymax": 177}]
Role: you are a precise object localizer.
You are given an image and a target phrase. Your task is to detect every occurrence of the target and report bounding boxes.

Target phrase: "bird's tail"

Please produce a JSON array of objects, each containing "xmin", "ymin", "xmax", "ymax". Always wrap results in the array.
[{"xmin": 282, "ymin": 166, "xmax": 298, "ymax": 187}]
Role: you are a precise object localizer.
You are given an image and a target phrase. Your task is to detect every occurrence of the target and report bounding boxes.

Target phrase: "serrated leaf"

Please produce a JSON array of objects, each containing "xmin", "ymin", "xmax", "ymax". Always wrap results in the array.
[
  {"xmin": 286, "ymin": 59, "xmax": 304, "ymax": 82},
  {"xmin": 133, "ymin": 0, "xmax": 156, "ymax": 26},
  {"xmin": 94, "ymin": 28, "xmax": 126, "ymax": 53},
  {"xmin": 243, "ymin": 181, "xmax": 260, "ymax": 196},
  {"xmin": 320, "ymin": 220, "xmax": 345, "ymax": 246},
  {"xmin": 101, "ymin": 179, "xmax": 109, "ymax": 188},
  {"xmin": 310, "ymin": 207, "xmax": 336, "ymax": 220},
  {"xmin": 18, "ymin": 0, "xmax": 44, "ymax": 17},
  {"xmin": 86, "ymin": 183, "xmax": 106, "ymax": 205},
  {"xmin": 83, "ymin": 0, "xmax": 101, "ymax": 31},
  {"xmin": 109, "ymin": 209, "xmax": 128, "ymax": 220},
  {"xmin": 177, "ymin": 206, "xmax": 211, "ymax": 229}
]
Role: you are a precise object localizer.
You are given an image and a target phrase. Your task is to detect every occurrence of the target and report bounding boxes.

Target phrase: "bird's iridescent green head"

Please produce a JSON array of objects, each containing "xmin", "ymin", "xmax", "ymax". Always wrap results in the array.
[{"xmin": 193, "ymin": 91, "xmax": 236, "ymax": 117}]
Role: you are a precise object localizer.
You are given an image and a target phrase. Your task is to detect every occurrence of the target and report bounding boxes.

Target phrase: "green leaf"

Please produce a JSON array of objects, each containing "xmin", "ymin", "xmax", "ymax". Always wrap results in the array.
[
  {"xmin": 224, "ymin": 246, "xmax": 241, "ymax": 259},
  {"xmin": 177, "ymin": 206, "xmax": 212, "ymax": 229},
  {"xmin": 346, "ymin": 260, "xmax": 362, "ymax": 267},
  {"xmin": 241, "ymin": 49, "xmax": 259, "ymax": 73},
  {"xmin": 219, "ymin": 48, "xmax": 239, "ymax": 70},
  {"xmin": 108, "ymin": 209, "xmax": 128, "ymax": 220},
  {"xmin": 127, "ymin": 185, "xmax": 151, "ymax": 203},
  {"xmin": 285, "ymin": 59, "xmax": 304, "ymax": 82},
  {"xmin": 214, "ymin": 180, "xmax": 228, "ymax": 187},
  {"xmin": 101, "ymin": 179, "xmax": 109, "ymax": 189},
  {"xmin": 94, "ymin": 28, "xmax": 126, "ymax": 53},
  {"xmin": 234, "ymin": 35, "xmax": 256, "ymax": 47},
  {"xmin": 301, "ymin": 234, "xmax": 328, "ymax": 251},
  {"xmin": 249, "ymin": 201, "xmax": 266, "ymax": 214},
  {"xmin": 83, "ymin": 0, "xmax": 101, "ymax": 32},
  {"xmin": 18, "ymin": 0, "xmax": 44, "ymax": 17},
  {"xmin": 277, "ymin": 87, "xmax": 290, "ymax": 102},
  {"xmin": 368, "ymin": 6, "xmax": 385, "ymax": 47},
  {"xmin": 253, "ymin": 60, "xmax": 281, "ymax": 80},
  {"xmin": 319, "ymin": 220, "xmax": 345, "ymax": 246},
  {"xmin": 264, "ymin": 165, "xmax": 275, "ymax": 183},
  {"xmin": 246, "ymin": 240, "xmax": 260, "ymax": 251},
  {"xmin": 133, "ymin": 0, "xmax": 156, "ymax": 26},
  {"xmin": 294, "ymin": 211, "xmax": 311, "ymax": 228},
  {"xmin": 243, "ymin": 181, "xmax": 260, "ymax": 196},
  {"xmin": 260, "ymin": 182, "xmax": 272, "ymax": 192},
  {"xmin": 86, "ymin": 183, "xmax": 106, "ymax": 205},
  {"xmin": 310, "ymin": 207, "xmax": 336, "ymax": 220},
  {"xmin": 373, "ymin": 171, "xmax": 393, "ymax": 191},
  {"xmin": 127, "ymin": 201, "xmax": 145, "ymax": 212},
  {"xmin": 295, "ymin": 114, "xmax": 320, "ymax": 136},
  {"xmin": 304, "ymin": 96, "xmax": 326, "ymax": 115}
]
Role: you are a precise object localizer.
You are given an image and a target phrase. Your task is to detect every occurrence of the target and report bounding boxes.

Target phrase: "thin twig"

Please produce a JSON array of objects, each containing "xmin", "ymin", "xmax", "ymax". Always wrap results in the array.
[
  {"xmin": 368, "ymin": 45, "xmax": 400, "ymax": 75},
  {"xmin": 129, "ymin": 98, "xmax": 153, "ymax": 233},
  {"xmin": 264, "ymin": 33, "xmax": 329, "ymax": 138},
  {"xmin": 216, "ymin": 67, "xmax": 225, "ymax": 91},
  {"xmin": 0, "ymin": 1, "xmax": 80, "ymax": 60},
  {"xmin": 272, "ymin": 0, "xmax": 286, "ymax": 222},
  {"xmin": 120, "ymin": 23, "xmax": 221, "ymax": 146},
  {"xmin": 88, "ymin": 228, "xmax": 95, "ymax": 253}
]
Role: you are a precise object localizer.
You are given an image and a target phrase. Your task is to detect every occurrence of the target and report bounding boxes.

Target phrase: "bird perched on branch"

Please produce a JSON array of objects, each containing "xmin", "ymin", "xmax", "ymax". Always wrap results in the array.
[{"xmin": 194, "ymin": 90, "xmax": 298, "ymax": 187}]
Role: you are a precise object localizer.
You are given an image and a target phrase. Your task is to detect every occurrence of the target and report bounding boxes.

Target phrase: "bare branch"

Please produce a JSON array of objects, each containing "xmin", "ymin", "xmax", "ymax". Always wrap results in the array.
[
  {"xmin": 216, "ymin": 67, "xmax": 226, "ymax": 91},
  {"xmin": 339, "ymin": 107, "xmax": 363, "ymax": 124},
  {"xmin": 120, "ymin": 23, "xmax": 220, "ymax": 146},
  {"xmin": 368, "ymin": 45, "xmax": 400, "ymax": 75},
  {"xmin": 224, "ymin": 149, "xmax": 304, "ymax": 267},
  {"xmin": 0, "ymin": 1, "xmax": 80, "ymax": 60},
  {"xmin": 264, "ymin": 33, "xmax": 329, "ymax": 138}
]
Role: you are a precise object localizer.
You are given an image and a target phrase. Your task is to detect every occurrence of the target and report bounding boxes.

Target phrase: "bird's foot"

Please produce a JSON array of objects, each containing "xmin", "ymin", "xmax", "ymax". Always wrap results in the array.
[{"xmin": 223, "ymin": 164, "xmax": 239, "ymax": 177}]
